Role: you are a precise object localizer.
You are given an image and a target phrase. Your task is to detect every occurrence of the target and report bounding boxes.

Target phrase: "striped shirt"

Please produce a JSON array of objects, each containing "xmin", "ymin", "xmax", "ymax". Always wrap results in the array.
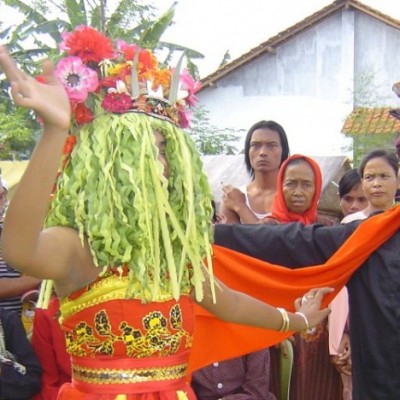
[{"xmin": 0, "ymin": 241, "xmax": 23, "ymax": 314}]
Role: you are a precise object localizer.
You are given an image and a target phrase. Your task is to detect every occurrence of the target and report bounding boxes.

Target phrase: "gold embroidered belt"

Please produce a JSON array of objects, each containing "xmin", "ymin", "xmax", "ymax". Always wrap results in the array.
[{"xmin": 71, "ymin": 352, "xmax": 189, "ymax": 395}]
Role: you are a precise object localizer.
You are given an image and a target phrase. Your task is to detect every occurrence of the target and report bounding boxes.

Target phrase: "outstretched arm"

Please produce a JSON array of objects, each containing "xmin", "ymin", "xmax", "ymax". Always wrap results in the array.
[
  {"xmin": 197, "ymin": 276, "xmax": 332, "ymax": 333},
  {"xmin": 214, "ymin": 222, "xmax": 356, "ymax": 266},
  {"xmin": 0, "ymin": 46, "xmax": 81, "ymax": 281}
]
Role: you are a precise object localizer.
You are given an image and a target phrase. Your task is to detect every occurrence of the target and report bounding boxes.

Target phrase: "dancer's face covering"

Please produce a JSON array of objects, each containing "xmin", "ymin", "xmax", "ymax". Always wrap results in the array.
[{"xmin": 154, "ymin": 130, "xmax": 169, "ymax": 178}]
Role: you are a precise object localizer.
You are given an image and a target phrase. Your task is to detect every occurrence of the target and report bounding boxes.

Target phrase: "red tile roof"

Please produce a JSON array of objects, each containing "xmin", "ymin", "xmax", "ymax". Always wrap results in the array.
[
  {"xmin": 199, "ymin": 0, "xmax": 400, "ymax": 91},
  {"xmin": 341, "ymin": 107, "xmax": 400, "ymax": 135}
]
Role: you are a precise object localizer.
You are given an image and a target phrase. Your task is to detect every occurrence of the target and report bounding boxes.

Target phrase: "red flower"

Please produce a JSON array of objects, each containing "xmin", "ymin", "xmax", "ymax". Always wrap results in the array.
[
  {"xmin": 99, "ymin": 76, "xmax": 118, "ymax": 89},
  {"xmin": 35, "ymin": 75, "xmax": 47, "ymax": 84},
  {"xmin": 61, "ymin": 26, "xmax": 115, "ymax": 64},
  {"xmin": 63, "ymin": 135, "xmax": 77, "ymax": 156},
  {"xmin": 102, "ymin": 93, "xmax": 132, "ymax": 113},
  {"xmin": 74, "ymin": 103, "xmax": 94, "ymax": 125}
]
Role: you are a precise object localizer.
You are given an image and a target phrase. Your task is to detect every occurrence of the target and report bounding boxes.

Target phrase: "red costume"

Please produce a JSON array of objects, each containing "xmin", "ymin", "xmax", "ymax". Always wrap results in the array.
[
  {"xmin": 58, "ymin": 268, "xmax": 196, "ymax": 400},
  {"xmin": 50, "ymin": 205, "xmax": 400, "ymax": 399},
  {"xmin": 32, "ymin": 297, "xmax": 72, "ymax": 400}
]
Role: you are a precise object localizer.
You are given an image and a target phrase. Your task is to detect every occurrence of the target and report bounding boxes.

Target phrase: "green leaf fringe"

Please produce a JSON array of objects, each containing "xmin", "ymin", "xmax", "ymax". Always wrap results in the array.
[{"xmin": 45, "ymin": 112, "xmax": 214, "ymax": 302}]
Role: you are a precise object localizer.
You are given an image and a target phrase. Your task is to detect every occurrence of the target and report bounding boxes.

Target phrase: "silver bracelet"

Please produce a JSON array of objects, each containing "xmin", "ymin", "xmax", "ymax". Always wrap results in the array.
[{"xmin": 295, "ymin": 311, "xmax": 309, "ymax": 333}]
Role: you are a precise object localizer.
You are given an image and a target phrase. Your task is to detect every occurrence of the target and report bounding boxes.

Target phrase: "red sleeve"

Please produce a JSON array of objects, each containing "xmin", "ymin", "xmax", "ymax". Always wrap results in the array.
[{"xmin": 31, "ymin": 298, "xmax": 71, "ymax": 400}]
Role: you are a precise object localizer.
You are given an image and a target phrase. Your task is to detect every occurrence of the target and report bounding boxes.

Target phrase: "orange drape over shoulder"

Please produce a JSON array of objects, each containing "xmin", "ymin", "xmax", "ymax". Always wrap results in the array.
[{"xmin": 188, "ymin": 205, "xmax": 400, "ymax": 374}]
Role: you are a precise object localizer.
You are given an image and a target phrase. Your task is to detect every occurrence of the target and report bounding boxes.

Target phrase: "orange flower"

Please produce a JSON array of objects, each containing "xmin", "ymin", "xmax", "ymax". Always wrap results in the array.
[
  {"xmin": 152, "ymin": 69, "xmax": 171, "ymax": 92},
  {"xmin": 138, "ymin": 50, "xmax": 158, "ymax": 73}
]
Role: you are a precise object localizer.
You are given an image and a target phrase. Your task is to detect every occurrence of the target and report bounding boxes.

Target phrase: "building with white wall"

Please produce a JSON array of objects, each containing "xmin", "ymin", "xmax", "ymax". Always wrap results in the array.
[{"xmin": 197, "ymin": 0, "xmax": 400, "ymax": 156}]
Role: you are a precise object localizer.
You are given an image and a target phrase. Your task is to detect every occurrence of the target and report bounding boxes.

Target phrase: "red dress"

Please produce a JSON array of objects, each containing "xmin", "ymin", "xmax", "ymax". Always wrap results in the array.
[
  {"xmin": 57, "ymin": 268, "xmax": 196, "ymax": 400},
  {"xmin": 31, "ymin": 297, "xmax": 72, "ymax": 400}
]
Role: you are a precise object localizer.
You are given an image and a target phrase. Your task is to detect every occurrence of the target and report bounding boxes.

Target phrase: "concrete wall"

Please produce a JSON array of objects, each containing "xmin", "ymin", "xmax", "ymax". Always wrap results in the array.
[{"xmin": 198, "ymin": 8, "xmax": 400, "ymax": 157}]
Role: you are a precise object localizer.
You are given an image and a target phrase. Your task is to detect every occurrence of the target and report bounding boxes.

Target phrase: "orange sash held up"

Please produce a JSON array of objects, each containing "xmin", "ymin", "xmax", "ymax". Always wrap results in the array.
[{"xmin": 189, "ymin": 205, "xmax": 400, "ymax": 374}]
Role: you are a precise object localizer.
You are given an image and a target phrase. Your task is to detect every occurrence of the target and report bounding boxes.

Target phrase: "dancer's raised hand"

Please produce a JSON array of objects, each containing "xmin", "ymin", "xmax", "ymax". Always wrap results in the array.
[{"xmin": 0, "ymin": 46, "xmax": 71, "ymax": 132}]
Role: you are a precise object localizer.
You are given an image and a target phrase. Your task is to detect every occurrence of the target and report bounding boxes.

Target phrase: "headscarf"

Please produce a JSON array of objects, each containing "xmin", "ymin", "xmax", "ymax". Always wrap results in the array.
[{"xmin": 268, "ymin": 154, "xmax": 322, "ymax": 224}]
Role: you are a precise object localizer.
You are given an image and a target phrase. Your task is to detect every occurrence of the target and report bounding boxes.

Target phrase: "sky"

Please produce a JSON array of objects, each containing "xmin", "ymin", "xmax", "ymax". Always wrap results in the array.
[
  {"xmin": 1, "ymin": 0, "xmax": 400, "ymax": 156},
  {"xmin": 1, "ymin": 0, "xmax": 399, "ymax": 78},
  {"xmin": 149, "ymin": 0, "xmax": 400, "ymax": 78}
]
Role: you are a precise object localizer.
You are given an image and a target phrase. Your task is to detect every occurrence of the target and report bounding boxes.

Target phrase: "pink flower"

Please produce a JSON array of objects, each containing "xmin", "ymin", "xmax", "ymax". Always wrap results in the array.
[
  {"xmin": 178, "ymin": 109, "xmax": 192, "ymax": 129},
  {"xmin": 115, "ymin": 40, "xmax": 141, "ymax": 61},
  {"xmin": 59, "ymin": 31, "xmax": 71, "ymax": 52},
  {"xmin": 55, "ymin": 57, "xmax": 98, "ymax": 103},
  {"xmin": 179, "ymin": 68, "xmax": 201, "ymax": 107},
  {"xmin": 101, "ymin": 92, "xmax": 132, "ymax": 113}
]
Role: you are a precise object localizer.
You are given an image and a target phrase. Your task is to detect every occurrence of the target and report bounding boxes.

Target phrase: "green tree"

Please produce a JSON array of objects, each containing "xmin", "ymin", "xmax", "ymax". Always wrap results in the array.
[
  {"xmin": 350, "ymin": 133, "xmax": 397, "ymax": 167},
  {"xmin": 1, "ymin": 0, "xmax": 204, "ymax": 76},
  {"xmin": 0, "ymin": 0, "xmax": 205, "ymax": 158},
  {"xmin": 0, "ymin": 103, "xmax": 37, "ymax": 160},
  {"xmin": 343, "ymin": 68, "xmax": 398, "ymax": 164},
  {"xmin": 353, "ymin": 68, "xmax": 392, "ymax": 108},
  {"xmin": 186, "ymin": 106, "xmax": 244, "ymax": 155}
]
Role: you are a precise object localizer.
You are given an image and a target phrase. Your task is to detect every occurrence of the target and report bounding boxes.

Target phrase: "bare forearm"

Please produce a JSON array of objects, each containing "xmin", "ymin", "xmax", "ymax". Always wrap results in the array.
[
  {"xmin": 0, "ymin": 276, "xmax": 41, "ymax": 298},
  {"xmin": 220, "ymin": 201, "xmax": 260, "ymax": 224},
  {"xmin": 2, "ymin": 129, "xmax": 67, "ymax": 267},
  {"xmin": 198, "ymin": 280, "xmax": 306, "ymax": 332},
  {"xmin": 219, "ymin": 202, "xmax": 240, "ymax": 224},
  {"xmin": 234, "ymin": 205, "xmax": 261, "ymax": 224}
]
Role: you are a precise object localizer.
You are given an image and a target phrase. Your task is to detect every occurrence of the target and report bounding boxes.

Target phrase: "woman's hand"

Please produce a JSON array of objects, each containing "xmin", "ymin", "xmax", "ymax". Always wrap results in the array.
[
  {"xmin": 0, "ymin": 46, "xmax": 71, "ymax": 132},
  {"xmin": 259, "ymin": 216, "xmax": 279, "ymax": 225},
  {"xmin": 294, "ymin": 287, "xmax": 333, "ymax": 329},
  {"xmin": 331, "ymin": 332, "xmax": 352, "ymax": 375}
]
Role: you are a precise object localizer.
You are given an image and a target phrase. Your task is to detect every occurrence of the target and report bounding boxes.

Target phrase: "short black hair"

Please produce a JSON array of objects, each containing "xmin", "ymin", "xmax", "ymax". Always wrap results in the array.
[
  {"xmin": 338, "ymin": 168, "xmax": 362, "ymax": 198},
  {"xmin": 359, "ymin": 149, "xmax": 399, "ymax": 178}
]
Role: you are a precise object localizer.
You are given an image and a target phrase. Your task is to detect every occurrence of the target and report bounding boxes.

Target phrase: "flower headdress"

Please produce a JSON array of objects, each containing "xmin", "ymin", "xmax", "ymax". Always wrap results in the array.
[
  {"xmin": 54, "ymin": 25, "xmax": 201, "ymax": 129},
  {"xmin": 42, "ymin": 26, "xmax": 214, "ymax": 305}
]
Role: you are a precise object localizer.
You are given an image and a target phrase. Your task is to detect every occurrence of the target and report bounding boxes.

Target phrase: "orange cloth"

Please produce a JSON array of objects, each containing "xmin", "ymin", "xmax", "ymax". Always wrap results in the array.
[
  {"xmin": 189, "ymin": 205, "xmax": 400, "ymax": 374},
  {"xmin": 269, "ymin": 154, "xmax": 322, "ymax": 224}
]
